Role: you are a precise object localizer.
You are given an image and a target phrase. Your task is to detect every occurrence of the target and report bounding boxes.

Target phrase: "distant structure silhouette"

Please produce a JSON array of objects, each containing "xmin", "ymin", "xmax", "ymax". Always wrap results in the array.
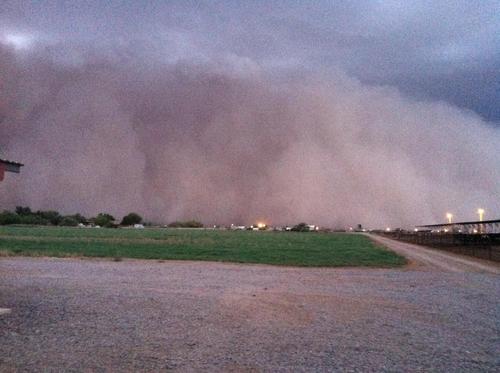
[{"xmin": 0, "ymin": 157, "xmax": 24, "ymax": 182}]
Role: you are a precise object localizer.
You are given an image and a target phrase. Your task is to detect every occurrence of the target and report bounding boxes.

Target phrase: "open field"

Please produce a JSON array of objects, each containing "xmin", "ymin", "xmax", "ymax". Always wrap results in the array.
[{"xmin": 0, "ymin": 226, "xmax": 405, "ymax": 267}]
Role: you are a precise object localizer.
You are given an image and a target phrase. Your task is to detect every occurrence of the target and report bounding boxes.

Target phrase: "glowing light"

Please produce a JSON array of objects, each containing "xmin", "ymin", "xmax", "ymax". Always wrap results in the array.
[
  {"xmin": 256, "ymin": 222, "xmax": 266, "ymax": 229},
  {"xmin": 386, "ymin": 227, "xmax": 391, "ymax": 232},
  {"xmin": 446, "ymin": 213, "xmax": 453, "ymax": 224},
  {"xmin": 414, "ymin": 228, "xmax": 418, "ymax": 232},
  {"xmin": 477, "ymin": 208, "xmax": 485, "ymax": 221},
  {"xmin": 2, "ymin": 32, "xmax": 34, "ymax": 50}
]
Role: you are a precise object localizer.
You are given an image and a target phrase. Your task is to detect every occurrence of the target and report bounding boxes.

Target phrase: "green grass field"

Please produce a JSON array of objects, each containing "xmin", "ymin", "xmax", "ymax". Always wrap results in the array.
[{"xmin": 0, "ymin": 226, "xmax": 405, "ymax": 267}]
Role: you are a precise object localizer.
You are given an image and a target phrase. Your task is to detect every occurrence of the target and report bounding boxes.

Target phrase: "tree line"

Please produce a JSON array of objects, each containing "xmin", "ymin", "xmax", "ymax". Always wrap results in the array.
[{"xmin": 0, "ymin": 206, "xmax": 143, "ymax": 228}]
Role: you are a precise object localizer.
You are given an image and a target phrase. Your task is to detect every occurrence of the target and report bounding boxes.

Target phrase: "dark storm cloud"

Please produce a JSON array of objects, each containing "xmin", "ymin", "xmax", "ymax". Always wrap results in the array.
[
  {"xmin": 0, "ymin": 2, "xmax": 499, "ymax": 226},
  {"xmin": 1, "ymin": 1, "xmax": 499, "ymax": 122},
  {"xmin": 4, "ymin": 0, "xmax": 499, "ymax": 119}
]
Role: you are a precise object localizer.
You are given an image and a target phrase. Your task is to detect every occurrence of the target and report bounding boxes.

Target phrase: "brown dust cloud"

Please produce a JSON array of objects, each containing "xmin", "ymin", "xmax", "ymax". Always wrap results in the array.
[{"xmin": 1, "ymin": 44, "xmax": 498, "ymax": 228}]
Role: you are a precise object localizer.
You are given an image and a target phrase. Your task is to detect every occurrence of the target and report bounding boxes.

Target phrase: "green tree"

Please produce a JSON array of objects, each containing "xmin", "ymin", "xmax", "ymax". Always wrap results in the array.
[
  {"xmin": 65, "ymin": 213, "xmax": 87, "ymax": 225},
  {"xmin": 168, "ymin": 220, "xmax": 203, "ymax": 228},
  {"xmin": 35, "ymin": 210, "xmax": 62, "ymax": 225},
  {"xmin": 0, "ymin": 210, "xmax": 21, "ymax": 225},
  {"xmin": 120, "ymin": 213, "xmax": 143, "ymax": 226},
  {"xmin": 291, "ymin": 223, "xmax": 310, "ymax": 232},
  {"xmin": 59, "ymin": 216, "xmax": 79, "ymax": 226},
  {"xmin": 15, "ymin": 206, "xmax": 32, "ymax": 216},
  {"xmin": 93, "ymin": 213, "xmax": 115, "ymax": 227},
  {"xmin": 19, "ymin": 215, "xmax": 49, "ymax": 225}
]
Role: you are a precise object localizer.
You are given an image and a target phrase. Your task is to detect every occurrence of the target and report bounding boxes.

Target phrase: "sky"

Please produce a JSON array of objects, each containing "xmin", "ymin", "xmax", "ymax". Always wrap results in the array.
[{"xmin": 0, "ymin": 1, "xmax": 499, "ymax": 227}]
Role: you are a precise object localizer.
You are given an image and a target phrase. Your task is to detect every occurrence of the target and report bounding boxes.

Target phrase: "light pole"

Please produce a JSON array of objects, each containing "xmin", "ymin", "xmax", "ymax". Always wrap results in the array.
[
  {"xmin": 477, "ymin": 208, "xmax": 485, "ymax": 222},
  {"xmin": 477, "ymin": 208, "xmax": 485, "ymax": 234},
  {"xmin": 446, "ymin": 213, "xmax": 453, "ymax": 224}
]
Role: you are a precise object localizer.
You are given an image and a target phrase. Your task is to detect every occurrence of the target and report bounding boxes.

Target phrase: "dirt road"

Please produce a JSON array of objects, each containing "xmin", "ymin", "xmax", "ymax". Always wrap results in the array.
[{"xmin": 369, "ymin": 234, "xmax": 500, "ymax": 274}]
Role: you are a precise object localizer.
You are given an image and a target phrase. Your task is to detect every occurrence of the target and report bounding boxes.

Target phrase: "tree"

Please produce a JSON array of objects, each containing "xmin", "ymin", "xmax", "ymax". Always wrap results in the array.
[
  {"xmin": 120, "ymin": 213, "xmax": 143, "ymax": 226},
  {"xmin": 19, "ymin": 215, "xmax": 49, "ymax": 225},
  {"xmin": 59, "ymin": 216, "xmax": 79, "ymax": 227},
  {"xmin": 35, "ymin": 210, "xmax": 62, "ymax": 225},
  {"xmin": 0, "ymin": 210, "xmax": 21, "ymax": 225},
  {"xmin": 66, "ymin": 213, "xmax": 87, "ymax": 225},
  {"xmin": 291, "ymin": 222, "xmax": 310, "ymax": 232},
  {"xmin": 15, "ymin": 206, "xmax": 32, "ymax": 216},
  {"xmin": 183, "ymin": 220, "xmax": 203, "ymax": 228},
  {"xmin": 93, "ymin": 213, "xmax": 115, "ymax": 227},
  {"xmin": 104, "ymin": 221, "xmax": 118, "ymax": 228},
  {"xmin": 168, "ymin": 220, "xmax": 203, "ymax": 228}
]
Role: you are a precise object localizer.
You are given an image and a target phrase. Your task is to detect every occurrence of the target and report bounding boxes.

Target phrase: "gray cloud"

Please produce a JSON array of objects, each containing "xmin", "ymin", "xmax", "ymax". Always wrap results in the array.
[{"xmin": 1, "ymin": 1, "xmax": 499, "ymax": 120}]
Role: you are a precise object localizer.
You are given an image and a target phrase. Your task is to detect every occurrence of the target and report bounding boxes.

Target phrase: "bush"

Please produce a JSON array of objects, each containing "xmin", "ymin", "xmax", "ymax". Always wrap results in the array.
[{"xmin": 120, "ymin": 213, "xmax": 143, "ymax": 226}]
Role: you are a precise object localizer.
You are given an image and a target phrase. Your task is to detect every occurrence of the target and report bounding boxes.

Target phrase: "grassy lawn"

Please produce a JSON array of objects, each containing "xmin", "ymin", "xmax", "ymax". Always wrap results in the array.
[{"xmin": 0, "ymin": 226, "xmax": 405, "ymax": 267}]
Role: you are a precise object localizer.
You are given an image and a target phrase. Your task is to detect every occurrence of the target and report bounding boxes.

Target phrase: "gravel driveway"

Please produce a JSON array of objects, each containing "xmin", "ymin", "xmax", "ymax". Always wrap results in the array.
[
  {"xmin": 369, "ymin": 234, "xmax": 500, "ymax": 274},
  {"xmin": 1, "ymin": 241, "xmax": 499, "ymax": 371}
]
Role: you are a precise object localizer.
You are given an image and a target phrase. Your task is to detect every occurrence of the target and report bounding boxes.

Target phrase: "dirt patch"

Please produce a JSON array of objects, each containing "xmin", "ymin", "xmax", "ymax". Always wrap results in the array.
[
  {"xmin": 217, "ymin": 289, "xmax": 415, "ymax": 328},
  {"xmin": 219, "ymin": 291, "xmax": 314, "ymax": 328}
]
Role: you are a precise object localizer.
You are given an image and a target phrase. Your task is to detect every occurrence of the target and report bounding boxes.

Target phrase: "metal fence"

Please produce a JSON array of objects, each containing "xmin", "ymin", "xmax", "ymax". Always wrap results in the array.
[{"xmin": 378, "ymin": 231, "xmax": 500, "ymax": 262}]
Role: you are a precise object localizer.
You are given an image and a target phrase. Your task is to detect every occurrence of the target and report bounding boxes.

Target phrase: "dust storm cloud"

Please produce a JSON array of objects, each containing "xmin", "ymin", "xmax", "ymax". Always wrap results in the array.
[{"xmin": 0, "ymin": 43, "xmax": 498, "ymax": 227}]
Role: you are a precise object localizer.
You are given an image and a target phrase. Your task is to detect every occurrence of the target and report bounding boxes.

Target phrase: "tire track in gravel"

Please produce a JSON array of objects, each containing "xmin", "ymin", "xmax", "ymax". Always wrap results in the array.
[{"xmin": 369, "ymin": 234, "xmax": 500, "ymax": 274}]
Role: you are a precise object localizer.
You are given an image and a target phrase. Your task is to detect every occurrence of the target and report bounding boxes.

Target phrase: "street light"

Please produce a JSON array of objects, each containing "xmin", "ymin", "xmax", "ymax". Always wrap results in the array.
[
  {"xmin": 446, "ymin": 213, "xmax": 453, "ymax": 224},
  {"xmin": 477, "ymin": 208, "xmax": 485, "ymax": 222}
]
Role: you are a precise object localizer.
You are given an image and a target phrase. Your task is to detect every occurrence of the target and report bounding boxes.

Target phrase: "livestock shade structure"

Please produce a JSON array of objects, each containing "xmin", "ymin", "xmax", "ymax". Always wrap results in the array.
[
  {"xmin": 416, "ymin": 219, "xmax": 500, "ymax": 234},
  {"xmin": 0, "ymin": 158, "xmax": 24, "ymax": 182}
]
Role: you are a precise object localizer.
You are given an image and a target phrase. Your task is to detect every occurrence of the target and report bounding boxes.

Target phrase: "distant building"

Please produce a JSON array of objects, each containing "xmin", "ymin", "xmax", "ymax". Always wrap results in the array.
[
  {"xmin": 0, "ymin": 158, "xmax": 24, "ymax": 182},
  {"xmin": 230, "ymin": 224, "xmax": 246, "ymax": 230}
]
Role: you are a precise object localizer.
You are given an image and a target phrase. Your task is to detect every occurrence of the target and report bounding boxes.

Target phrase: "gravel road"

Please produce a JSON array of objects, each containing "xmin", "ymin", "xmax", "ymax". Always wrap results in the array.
[
  {"xmin": 369, "ymin": 234, "xmax": 500, "ymax": 274},
  {"xmin": 1, "ymin": 241, "xmax": 499, "ymax": 371}
]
